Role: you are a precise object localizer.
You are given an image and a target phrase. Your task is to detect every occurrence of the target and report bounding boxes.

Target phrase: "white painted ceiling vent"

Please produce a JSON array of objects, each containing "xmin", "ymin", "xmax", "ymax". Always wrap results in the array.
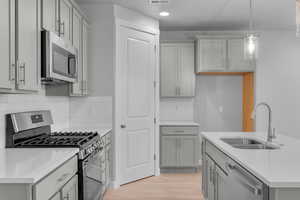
[{"xmin": 149, "ymin": 0, "xmax": 170, "ymax": 6}]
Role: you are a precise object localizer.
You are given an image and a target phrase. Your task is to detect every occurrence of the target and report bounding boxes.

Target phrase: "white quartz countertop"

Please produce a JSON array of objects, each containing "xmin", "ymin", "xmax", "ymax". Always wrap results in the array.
[
  {"xmin": 160, "ymin": 121, "xmax": 199, "ymax": 127},
  {"xmin": 58, "ymin": 127, "xmax": 112, "ymax": 138},
  {"xmin": 201, "ymin": 132, "xmax": 300, "ymax": 188},
  {"xmin": 0, "ymin": 148, "xmax": 78, "ymax": 184}
]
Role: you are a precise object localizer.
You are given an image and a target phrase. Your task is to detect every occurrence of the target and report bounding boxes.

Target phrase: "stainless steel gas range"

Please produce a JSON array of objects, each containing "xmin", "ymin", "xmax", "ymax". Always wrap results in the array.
[{"xmin": 5, "ymin": 110, "xmax": 110, "ymax": 200}]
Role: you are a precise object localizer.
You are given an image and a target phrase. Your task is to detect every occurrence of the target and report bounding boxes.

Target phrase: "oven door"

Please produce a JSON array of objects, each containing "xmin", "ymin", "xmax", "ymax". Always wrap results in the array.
[{"xmin": 82, "ymin": 148, "xmax": 106, "ymax": 200}]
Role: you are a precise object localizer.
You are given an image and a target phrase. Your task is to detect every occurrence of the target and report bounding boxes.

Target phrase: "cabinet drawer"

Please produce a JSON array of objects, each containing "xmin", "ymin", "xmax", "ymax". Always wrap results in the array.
[
  {"xmin": 34, "ymin": 156, "xmax": 78, "ymax": 200},
  {"xmin": 205, "ymin": 140, "xmax": 230, "ymax": 172},
  {"xmin": 161, "ymin": 126, "xmax": 198, "ymax": 135}
]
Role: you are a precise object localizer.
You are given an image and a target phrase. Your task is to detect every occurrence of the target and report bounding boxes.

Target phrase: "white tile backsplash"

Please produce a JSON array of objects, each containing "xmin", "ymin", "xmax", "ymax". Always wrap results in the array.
[
  {"xmin": 160, "ymin": 98, "xmax": 194, "ymax": 121},
  {"xmin": 69, "ymin": 96, "xmax": 112, "ymax": 129}
]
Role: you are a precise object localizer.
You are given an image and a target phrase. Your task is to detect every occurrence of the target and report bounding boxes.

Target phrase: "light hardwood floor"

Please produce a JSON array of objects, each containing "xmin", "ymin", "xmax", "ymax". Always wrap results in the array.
[{"xmin": 104, "ymin": 173, "xmax": 203, "ymax": 200}]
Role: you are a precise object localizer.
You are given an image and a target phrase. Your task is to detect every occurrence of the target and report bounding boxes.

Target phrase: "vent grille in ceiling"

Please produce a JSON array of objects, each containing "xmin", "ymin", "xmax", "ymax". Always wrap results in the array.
[{"xmin": 149, "ymin": 0, "xmax": 170, "ymax": 5}]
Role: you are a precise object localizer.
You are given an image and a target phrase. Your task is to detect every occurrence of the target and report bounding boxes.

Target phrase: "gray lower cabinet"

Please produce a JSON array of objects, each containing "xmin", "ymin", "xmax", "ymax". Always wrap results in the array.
[
  {"xmin": 160, "ymin": 126, "xmax": 199, "ymax": 169},
  {"xmin": 205, "ymin": 155, "xmax": 215, "ymax": 200},
  {"xmin": 61, "ymin": 175, "xmax": 78, "ymax": 200},
  {"xmin": 203, "ymin": 139, "xmax": 273, "ymax": 200},
  {"xmin": 161, "ymin": 136, "xmax": 178, "ymax": 167},
  {"xmin": 0, "ymin": 156, "xmax": 78, "ymax": 200},
  {"xmin": 50, "ymin": 192, "xmax": 61, "ymax": 200}
]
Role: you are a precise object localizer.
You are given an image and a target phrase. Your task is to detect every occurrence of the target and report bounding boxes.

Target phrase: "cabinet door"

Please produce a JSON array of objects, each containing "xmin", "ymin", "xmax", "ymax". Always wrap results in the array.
[
  {"xmin": 16, "ymin": 0, "xmax": 38, "ymax": 91},
  {"xmin": 228, "ymin": 39, "xmax": 255, "ymax": 72},
  {"xmin": 42, "ymin": 0, "xmax": 59, "ymax": 34},
  {"xmin": 215, "ymin": 166, "xmax": 230, "ymax": 200},
  {"xmin": 50, "ymin": 192, "xmax": 61, "ymax": 200},
  {"xmin": 160, "ymin": 136, "xmax": 178, "ymax": 167},
  {"xmin": 206, "ymin": 155, "xmax": 215, "ymax": 200},
  {"xmin": 202, "ymin": 151, "xmax": 209, "ymax": 199},
  {"xmin": 62, "ymin": 175, "xmax": 78, "ymax": 200},
  {"xmin": 70, "ymin": 8, "xmax": 82, "ymax": 96},
  {"xmin": 178, "ymin": 136, "xmax": 197, "ymax": 167},
  {"xmin": 160, "ymin": 44, "xmax": 179, "ymax": 97},
  {"xmin": 197, "ymin": 39, "xmax": 227, "ymax": 72},
  {"xmin": 178, "ymin": 43, "xmax": 195, "ymax": 97},
  {"xmin": 60, "ymin": 0, "xmax": 72, "ymax": 43},
  {"xmin": 82, "ymin": 20, "xmax": 88, "ymax": 96},
  {"xmin": 0, "ymin": 0, "xmax": 15, "ymax": 91}
]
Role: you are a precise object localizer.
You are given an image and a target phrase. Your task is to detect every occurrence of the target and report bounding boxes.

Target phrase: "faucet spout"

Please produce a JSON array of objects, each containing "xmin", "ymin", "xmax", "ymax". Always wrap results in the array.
[{"xmin": 252, "ymin": 102, "xmax": 274, "ymax": 142}]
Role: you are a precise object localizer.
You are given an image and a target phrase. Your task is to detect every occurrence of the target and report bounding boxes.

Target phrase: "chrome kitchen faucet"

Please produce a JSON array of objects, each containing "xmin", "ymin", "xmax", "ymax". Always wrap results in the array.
[{"xmin": 251, "ymin": 102, "xmax": 276, "ymax": 142}]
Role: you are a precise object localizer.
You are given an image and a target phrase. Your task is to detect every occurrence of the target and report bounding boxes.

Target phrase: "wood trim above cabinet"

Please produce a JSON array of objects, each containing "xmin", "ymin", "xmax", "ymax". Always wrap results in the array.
[{"xmin": 243, "ymin": 72, "xmax": 254, "ymax": 132}]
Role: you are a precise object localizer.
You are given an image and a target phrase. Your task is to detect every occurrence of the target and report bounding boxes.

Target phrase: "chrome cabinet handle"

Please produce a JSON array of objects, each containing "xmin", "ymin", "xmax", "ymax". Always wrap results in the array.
[
  {"xmin": 120, "ymin": 124, "xmax": 126, "ymax": 129},
  {"xmin": 60, "ymin": 22, "xmax": 65, "ymax": 36},
  {"xmin": 10, "ymin": 63, "xmax": 15, "ymax": 81},
  {"xmin": 19, "ymin": 63, "xmax": 25, "ymax": 83},
  {"xmin": 55, "ymin": 20, "xmax": 60, "ymax": 34},
  {"xmin": 63, "ymin": 194, "xmax": 69, "ymax": 200}
]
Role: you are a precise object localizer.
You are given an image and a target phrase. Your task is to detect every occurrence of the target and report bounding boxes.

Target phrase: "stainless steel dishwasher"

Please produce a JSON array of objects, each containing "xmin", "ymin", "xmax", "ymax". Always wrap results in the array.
[
  {"xmin": 202, "ymin": 140, "xmax": 269, "ymax": 200},
  {"xmin": 215, "ymin": 160, "xmax": 268, "ymax": 200}
]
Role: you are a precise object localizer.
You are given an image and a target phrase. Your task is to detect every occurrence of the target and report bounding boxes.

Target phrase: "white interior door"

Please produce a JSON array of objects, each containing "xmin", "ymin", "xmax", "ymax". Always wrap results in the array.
[{"xmin": 119, "ymin": 26, "xmax": 156, "ymax": 185}]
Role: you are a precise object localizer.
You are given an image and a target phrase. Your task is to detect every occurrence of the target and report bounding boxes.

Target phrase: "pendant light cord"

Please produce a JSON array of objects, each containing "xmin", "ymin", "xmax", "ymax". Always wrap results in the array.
[{"xmin": 249, "ymin": 0, "xmax": 254, "ymax": 31}]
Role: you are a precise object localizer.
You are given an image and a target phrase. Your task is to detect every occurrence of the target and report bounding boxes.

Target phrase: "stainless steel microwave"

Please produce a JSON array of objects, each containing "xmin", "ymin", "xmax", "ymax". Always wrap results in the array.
[{"xmin": 41, "ymin": 31, "xmax": 77, "ymax": 83}]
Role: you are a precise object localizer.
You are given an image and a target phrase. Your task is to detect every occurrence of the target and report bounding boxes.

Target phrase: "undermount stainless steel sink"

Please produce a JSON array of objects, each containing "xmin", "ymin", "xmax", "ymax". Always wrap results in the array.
[{"xmin": 221, "ymin": 137, "xmax": 280, "ymax": 150}]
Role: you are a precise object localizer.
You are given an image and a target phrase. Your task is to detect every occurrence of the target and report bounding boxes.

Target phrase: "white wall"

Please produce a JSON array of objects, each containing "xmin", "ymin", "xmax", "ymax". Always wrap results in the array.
[
  {"xmin": 256, "ymin": 30, "xmax": 300, "ymax": 139},
  {"xmin": 194, "ymin": 75, "xmax": 243, "ymax": 131},
  {"xmin": 0, "ymin": 92, "xmax": 69, "ymax": 148}
]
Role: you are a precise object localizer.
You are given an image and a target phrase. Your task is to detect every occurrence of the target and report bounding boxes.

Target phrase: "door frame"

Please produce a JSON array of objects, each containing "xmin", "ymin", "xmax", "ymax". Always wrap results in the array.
[{"xmin": 113, "ymin": 18, "xmax": 160, "ymax": 188}]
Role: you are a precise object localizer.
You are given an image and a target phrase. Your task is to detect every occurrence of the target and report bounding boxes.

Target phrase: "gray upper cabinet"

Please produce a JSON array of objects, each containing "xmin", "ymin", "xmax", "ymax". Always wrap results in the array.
[
  {"xmin": 60, "ymin": 0, "xmax": 72, "ymax": 43},
  {"xmin": 70, "ymin": 13, "xmax": 88, "ymax": 96},
  {"xmin": 82, "ymin": 20, "xmax": 88, "ymax": 96},
  {"xmin": 0, "ymin": 0, "xmax": 15, "ymax": 91},
  {"xmin": 42, "ymin": 0, "xmax": 59, "ymax": 34},
  {"xmin": 196, "ymin": 36, "xmax": 255, "ymax": 73},
  {"xmin": 160, "ymin": 44, "xmax": 178, "ymax": 97},
  {"xmin": 197, "ymin": 39, "xmax": 227, "ymax": 72},
  {"xmin": 227, "ymin": 38, "xmax": 255, "ymax": 72},
  {"xmin": 16, "ymin": 0, "xmax": 39, "ymax": 91},
  {"xmin": 160, "ymin": 43, "xmax": 195, "ymax": 97},
  {"xmin": 70, "ymin": 8, "xmax": 82, "ymax": 96}
]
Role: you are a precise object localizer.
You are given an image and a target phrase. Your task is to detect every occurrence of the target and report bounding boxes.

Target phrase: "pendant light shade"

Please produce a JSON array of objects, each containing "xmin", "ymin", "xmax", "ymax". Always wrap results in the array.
[
  {"xmin": 244, "ymin": 33, "xmax": 259, "ymax": 60},
  {"xmin": 244, "ymin": 0, "xmax": 258, "ymax": 60}
]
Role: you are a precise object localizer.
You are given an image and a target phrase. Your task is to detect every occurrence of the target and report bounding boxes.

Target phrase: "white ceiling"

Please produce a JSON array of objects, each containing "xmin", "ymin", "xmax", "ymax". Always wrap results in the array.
[{"xmin": 76, "ymin": 0, "xmax": 296, "ymax": 31}]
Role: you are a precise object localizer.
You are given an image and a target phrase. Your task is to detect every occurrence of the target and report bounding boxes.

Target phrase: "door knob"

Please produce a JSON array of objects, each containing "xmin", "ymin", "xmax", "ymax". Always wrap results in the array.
[{"xmin": 120, "ymin": 124, "xmax": 126, "ymax": 129}]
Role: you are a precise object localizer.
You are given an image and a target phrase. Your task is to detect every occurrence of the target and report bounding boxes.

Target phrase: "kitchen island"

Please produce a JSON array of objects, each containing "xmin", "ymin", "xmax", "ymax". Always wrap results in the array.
[{"xmin": 201, "ymin": 132, "xmax": 300, "ymax": 200}]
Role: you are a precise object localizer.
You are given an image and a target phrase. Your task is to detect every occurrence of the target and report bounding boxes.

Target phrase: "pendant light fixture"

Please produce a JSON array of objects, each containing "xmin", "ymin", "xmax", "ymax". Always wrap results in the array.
[{"xmin": 244, "ymin": 0, "xmax": 259, "ymax": 60}]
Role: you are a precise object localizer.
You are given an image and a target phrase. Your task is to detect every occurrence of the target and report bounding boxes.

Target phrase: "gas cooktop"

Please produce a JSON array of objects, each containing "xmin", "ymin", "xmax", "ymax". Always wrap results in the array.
[{"xmin": 14, "ymin": 131, "xmax": 99, "ymax": 147}]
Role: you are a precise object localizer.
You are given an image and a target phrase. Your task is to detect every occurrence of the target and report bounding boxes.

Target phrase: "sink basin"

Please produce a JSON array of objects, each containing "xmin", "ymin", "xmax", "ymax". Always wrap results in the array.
[{"xmin": 220, "ymin": 137, "xmax": 280, "ymax": 150}]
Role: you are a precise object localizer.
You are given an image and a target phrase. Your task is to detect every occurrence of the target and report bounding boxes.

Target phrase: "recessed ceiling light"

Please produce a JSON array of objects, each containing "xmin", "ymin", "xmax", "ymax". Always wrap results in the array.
[{"xmin": 160, "ymin": 11, "xmax": 170, "ymax": 17}]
